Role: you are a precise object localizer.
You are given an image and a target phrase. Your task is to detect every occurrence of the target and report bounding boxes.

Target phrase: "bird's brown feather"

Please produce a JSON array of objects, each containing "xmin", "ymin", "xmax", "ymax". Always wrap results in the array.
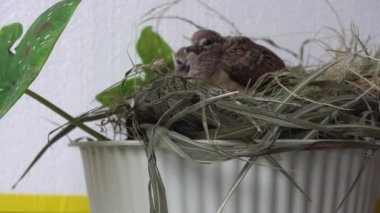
[
  {"xmin": 221, "ymin": 37, "xmax": 285, "ymax": 87},
  {"xmin": 174, "ymin": 29, "xmax": 286, "ymax": 91}
]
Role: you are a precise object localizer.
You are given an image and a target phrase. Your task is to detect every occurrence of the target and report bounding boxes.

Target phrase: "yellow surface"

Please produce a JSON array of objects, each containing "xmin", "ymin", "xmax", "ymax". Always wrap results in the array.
[
  {"xmin": 0, "ymin": 194, "xmax": 89, "ymax": 213},
  {"xmin": 0, "ymin": 194, "xmax": 378, "ymax": 212}
]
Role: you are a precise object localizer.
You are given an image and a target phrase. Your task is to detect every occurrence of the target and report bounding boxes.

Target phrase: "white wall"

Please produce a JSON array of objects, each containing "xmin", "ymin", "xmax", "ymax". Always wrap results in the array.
[{"xmin": 0, "ymin": 0, "xmax": 379, "ymax": 195}]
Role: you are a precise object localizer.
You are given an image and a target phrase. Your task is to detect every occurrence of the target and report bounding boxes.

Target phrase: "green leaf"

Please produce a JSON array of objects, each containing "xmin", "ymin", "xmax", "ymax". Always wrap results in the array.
[
  {"xmin": 136, "ymin": 26, "xmax": 173, "ymax": 65},
  {"xmin": 0, "ymin": 23, "xmax": 23, "ymax": 74},
  {"xmin": 96, "ymin": 27, "xmax": 174, "ymax": 106},
  {"xmin": 96, "ymin": 27, "xmax": 174, "ymax": 105},
  {"xmin": 0, "ymin": 0, "xmax": 81, "ymax": 118},
  {"xmin": 95, "ymin": 76, "xmax": 144, "ymax": 105},
  {"xmin": 136, "ymin": 26, "xmax": 173, "ymax": 80}
]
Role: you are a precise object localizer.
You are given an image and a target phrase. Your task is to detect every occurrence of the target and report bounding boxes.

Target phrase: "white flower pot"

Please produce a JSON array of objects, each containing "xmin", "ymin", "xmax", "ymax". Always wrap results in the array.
[{"xmin": 72, "ymin": 141, "xmax": 380, "ymax": 213}]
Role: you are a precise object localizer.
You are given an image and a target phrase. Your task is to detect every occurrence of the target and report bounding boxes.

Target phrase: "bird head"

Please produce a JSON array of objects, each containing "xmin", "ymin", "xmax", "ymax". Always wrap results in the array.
[{"xmin": 191, "ymin": 29, "xmax": 225, "ymax": 49}]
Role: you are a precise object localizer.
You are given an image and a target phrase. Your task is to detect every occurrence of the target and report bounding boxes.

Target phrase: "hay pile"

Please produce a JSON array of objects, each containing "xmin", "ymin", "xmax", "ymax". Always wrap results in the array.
[{"xmin": 101, "ymin": 50, "xmax": 380, "ymax": 158}]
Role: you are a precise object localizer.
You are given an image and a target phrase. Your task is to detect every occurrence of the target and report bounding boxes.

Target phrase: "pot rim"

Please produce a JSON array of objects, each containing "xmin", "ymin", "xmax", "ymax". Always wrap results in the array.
[{"xmin": 69, "ymin": 139, "xmax": 377, "ymax": 147}]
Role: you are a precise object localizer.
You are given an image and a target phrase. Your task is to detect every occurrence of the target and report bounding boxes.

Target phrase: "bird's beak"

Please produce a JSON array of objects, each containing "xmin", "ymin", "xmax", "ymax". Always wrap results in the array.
[{"xmin": 176, "ymin": 64, "xmax": 190, "ymax": 77}]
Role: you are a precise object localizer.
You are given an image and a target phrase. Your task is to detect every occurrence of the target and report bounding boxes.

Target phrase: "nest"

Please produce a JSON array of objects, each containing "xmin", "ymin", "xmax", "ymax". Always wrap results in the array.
[{"xmin": 100, "ymin": 51, "xmax": 380, "ymax": 156}]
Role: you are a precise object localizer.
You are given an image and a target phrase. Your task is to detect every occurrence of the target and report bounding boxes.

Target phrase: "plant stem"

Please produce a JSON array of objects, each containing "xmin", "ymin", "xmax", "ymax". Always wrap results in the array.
[{"xmin": 25, "ymin": 89, "xmax": 107, "ymax": 140}]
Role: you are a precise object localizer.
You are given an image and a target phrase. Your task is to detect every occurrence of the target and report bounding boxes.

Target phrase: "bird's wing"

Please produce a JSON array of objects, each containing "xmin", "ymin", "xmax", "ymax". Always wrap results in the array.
[
  {"xmin": 188, "ymin": 49, "xmax": 222, "ymax": 79},
  {"xmin": 222, "ymin": 37, "xmax": 285, "ymax": 87}
]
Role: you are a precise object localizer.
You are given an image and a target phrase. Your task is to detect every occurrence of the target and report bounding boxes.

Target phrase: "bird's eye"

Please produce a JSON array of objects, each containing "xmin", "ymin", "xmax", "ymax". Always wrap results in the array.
[
  {"xmin": 199, "ymin": 38, "xmax": 213, "ymax": 46},
  {"xmin": 176, "ymin": 59, "xmax": 183, "ymax": 65}
]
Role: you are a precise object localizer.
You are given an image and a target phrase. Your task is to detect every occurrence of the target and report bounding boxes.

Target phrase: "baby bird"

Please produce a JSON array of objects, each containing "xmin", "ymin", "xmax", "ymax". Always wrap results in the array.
[{"xmin": 175, "ymin": 29, "xmax": 285, "ymax": 91}]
